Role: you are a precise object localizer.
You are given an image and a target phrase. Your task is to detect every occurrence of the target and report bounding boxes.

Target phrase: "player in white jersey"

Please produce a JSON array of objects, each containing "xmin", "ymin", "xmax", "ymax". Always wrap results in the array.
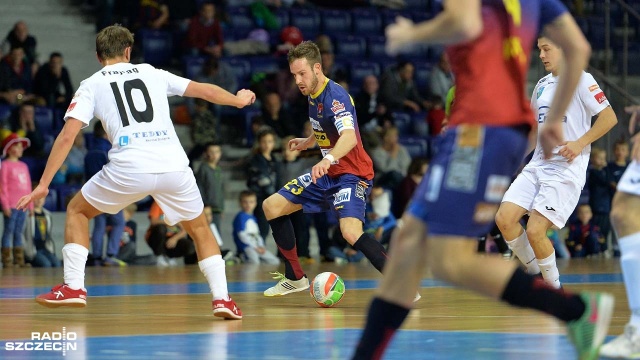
[
  {"xmin": 495, "ymin": 36, "xmax": 618, "ymax": 289},
  {"xmin": 15, "ymin": 24, "xmax": 255, "ymax": 319},
  {"xmin": 600, "ymin": 105, "xmax": 640, "ymax": 358}
]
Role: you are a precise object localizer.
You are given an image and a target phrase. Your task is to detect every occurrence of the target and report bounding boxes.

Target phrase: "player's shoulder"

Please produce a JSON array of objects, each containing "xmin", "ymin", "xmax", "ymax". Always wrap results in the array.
[
  {"xmin": 535, "ymin": 73, "xmax": 553, "ymax": 87},
  {"xmin": 578, "ymin": 71, "xmax": 598, "ymax": 85},
  {"xmin": 324, "ymin": 81, "xmax": 352, "ymax": 112}
]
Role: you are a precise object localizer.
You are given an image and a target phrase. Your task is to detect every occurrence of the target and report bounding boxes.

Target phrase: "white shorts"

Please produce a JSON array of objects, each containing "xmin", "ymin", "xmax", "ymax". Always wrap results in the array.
[
  {"xmin": 501, "ymin": 166, "xmax": 583, "ymax": 229},
  {"xmin": 617, "ymin": 160, "xmax": 640, "ymax": 196},
  {"xmin": 81, "ymin": 164, "xmax": 203, "ymax": 226}
]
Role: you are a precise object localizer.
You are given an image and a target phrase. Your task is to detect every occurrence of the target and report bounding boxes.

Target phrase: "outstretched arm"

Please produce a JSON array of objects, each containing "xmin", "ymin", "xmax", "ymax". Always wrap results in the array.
[{"xmin": 183, "ymin": 81, "xmax": 255, "ymax": 108}]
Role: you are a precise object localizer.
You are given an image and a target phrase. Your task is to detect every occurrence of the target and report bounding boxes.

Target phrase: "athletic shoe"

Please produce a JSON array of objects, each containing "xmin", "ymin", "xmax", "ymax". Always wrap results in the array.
[
  {"xmin": 566, "ymin": 292, "xmax": 615, "ymax": 360},
  {"xmin": 263, "ymin": 271, "xmax": 309, "ymax": 296},
  {"xmin": 103, "ymin": 256, "xmax": 127, "ymax": 267},
  {"xmin": 414, "ymin": 293, "xmax": 422, "ymax": 302},
  {"xmin": 35, "ymin": 284, "xmax": 87, "ymax": 308},
  {"xmin": 212, "ymin": 298, "xmax": 242, "ymax": 320},
  {"xmin": 600, "ymin": 323, "xmax": 640, "ymax": 359}
]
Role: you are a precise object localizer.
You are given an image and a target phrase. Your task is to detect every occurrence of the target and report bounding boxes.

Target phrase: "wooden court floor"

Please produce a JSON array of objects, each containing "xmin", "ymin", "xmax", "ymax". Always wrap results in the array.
[{"xmin": 0, "ymin": 258, "xmax": 630, "ymax": 359}]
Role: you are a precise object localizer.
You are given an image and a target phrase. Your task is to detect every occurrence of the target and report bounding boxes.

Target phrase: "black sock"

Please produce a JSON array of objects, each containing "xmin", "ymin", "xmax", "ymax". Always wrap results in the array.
[
  {"xmin": 268, "ymin": 215, "xmax": 304, "ymax": 280},
  {"xmin": 353, "ymin": 233, "xmax": 387, "ymax": 273},
  {"xmin": 501, "ymin": 267, "xmax": 585, "ymax": 322},
  {"xmin": 352, "ymin": 298, "xmax": 410, "ymax": 360}
]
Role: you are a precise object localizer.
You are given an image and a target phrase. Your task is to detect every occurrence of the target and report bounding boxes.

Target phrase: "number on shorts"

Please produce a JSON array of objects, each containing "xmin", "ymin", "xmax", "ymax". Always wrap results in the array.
[
  {"xmin": 110, "ymin": 79, "xmax": 154, "ymax": 127},
  {"xmin": 283, "ymin": 178, "xmax": 304, "ymax": 195}
]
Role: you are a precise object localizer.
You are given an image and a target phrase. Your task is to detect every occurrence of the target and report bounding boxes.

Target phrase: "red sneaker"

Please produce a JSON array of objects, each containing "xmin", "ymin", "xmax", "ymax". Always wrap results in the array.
[
  {"xmin": 212, "ymin": 298, "xmax": 242, "ymax": 320},
  {"xmin": 35, "ymin": 284, "xmax": 87, "ymax": 308}
]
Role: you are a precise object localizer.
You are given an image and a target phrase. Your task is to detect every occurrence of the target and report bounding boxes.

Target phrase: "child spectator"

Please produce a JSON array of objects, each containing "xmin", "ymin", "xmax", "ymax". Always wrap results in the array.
[
  {"xmin": 246, "ymin": 129, "xmax": 280, "ymax": 239},
  {"xmin": 185, "ymin": 2, "xmax": 224, "ymax": 58},
  {"xmin": 566, "ymin": 204, "xmax": 603, "ymax": 258},
  {"xmin": 587, "ymin": 147, "xmax": 611, "ymax": 252},
  {"xmin": 146, "ymin": 201, "xmax": 197, "ymax": 266},
  {"xmin": 25, "ymin": 196, "xmax": 60, "ymax": 267},
  {"xmin": 0, "ymin": 133, "xmax": 32, "ymax": 267},
  {"xmin": 232, "ymin": 190, "xmax": 280, "ymax": 264},
  {"xmin": 364, "ymin": 184, "xmax": 397, "ymax": 246},
  {"xmin": 326, "ymin": 230, "xmax": 364, "ymax": 264},
  {"xmin": 112, "ymin": 204, "xmax": 156, "ymax": 265},
  {"xmin": 195, "ymin": 143, "xmax": 224, "ymax": 228}
]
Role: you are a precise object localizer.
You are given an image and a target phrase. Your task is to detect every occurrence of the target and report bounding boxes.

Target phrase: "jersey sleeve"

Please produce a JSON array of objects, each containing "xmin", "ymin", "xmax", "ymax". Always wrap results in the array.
[
  {"xmin": 328, "ymin": 90, "xmax": 356, "ymax": 135},
  {"xmin": 578, "ymin": 73, "xmax": 609, "ymax": 116},
  {"xmin": 539, "ymin": 0, "xmax": 569, "ymax": 33},
  {"xmin": 158, "ymin": 69, "xmax": 191, "ymax": 97},
  {"xmin": 64, "ymin": 80, "xmax": 95, "ymax": 127}
]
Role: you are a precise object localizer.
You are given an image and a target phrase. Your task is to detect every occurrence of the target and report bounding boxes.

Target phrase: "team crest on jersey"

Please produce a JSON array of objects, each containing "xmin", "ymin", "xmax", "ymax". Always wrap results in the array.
[
  {"xmin": 594, "ymin": 92, "xmax": 607, "ymax": 104},
  {"xmin": 331, "ymin": 99, "xmax": 345, "ymax": 114},
  {"xmin": 333, "ymin": 188, "xmax": 351, "ymax": 205},
  {"xmin": 317, "ymin": 103, "xmax": 323, "ymax": 118},
  {"xmin": 310, "ymin": 118, "xmax": 323, "ymax": 131},
  {"xmin": 536, "ymin": 86, "xmax": 545, "ymax": 99}
]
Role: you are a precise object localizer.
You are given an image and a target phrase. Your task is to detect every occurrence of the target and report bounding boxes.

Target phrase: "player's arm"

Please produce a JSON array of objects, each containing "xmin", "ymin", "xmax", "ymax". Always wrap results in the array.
[
  {"xmin": 310, "ymin": 129, "xmax": 357, "ymax": 183},
  {"xmin": 386, "ymin": 0, "xmax": 482, "ymax": 54},
  {"xmin": 16, "ymin": 118, "xmax": 84, "ymax": 210},
  {"xmin": 183, "ymin": 81, "xmax": 255, "ymax": 108},
  {"xmin": 567, "ymin": 106, "xmax": 617, "ymax": 153}
]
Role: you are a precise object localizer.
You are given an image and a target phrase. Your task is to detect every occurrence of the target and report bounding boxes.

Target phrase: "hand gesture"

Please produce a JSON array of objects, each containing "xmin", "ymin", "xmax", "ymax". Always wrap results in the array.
[
  {"xmin": 539, "ymin": 122, "xmax": 564, "ymax": 159},
  {"xmin": 235, "ymin": 89, "xmax": 256, "ymax": 108},
  {"xmin": 16, "ymin": 184, "xmax": 49, "ymax": 211},
  {"xmin": 386, "ymin": 16, "xmax": 415, "ymax": 56},
  {"xmin": 289, "ymin": 137, "xmax": 309, "ymax": 151},
  {"xmin": 311, "ymin": 158, "xmax": 331, "ymax": 184},
  {"xmin": 558, "ymin": 140, "xmax": 584, "ymax": 163}
]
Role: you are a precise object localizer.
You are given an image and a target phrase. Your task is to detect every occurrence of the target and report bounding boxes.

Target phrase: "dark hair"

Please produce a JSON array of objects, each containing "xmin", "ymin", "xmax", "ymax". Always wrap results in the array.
[
  {"xmin": 613, "ymin": 137, "xmax": 629, "ymax": 149},
  {"xmin": 49, "ymin": 52, "xmax": 62, "ymax": 60},
  {"xmin": 287, "ymin": 41, "xmax": 321, "ymax": 67},
  {"xmin": 96, "ymin": 24, "xmax": 134, "ymax": 61},
  {"xmin": 93, "ymin": 121, "xmax": 106, "ymax": 138},
  {"xmin": 239, "ymin": 190, "xmax": 256, "ymax": 201},
  {"xmin": 407, "ymin": 157, "xmax": 429, "ymax": 176},
  {"xmin": 205, "ymin": 141, "xmax": 221, "ymax": 150}
]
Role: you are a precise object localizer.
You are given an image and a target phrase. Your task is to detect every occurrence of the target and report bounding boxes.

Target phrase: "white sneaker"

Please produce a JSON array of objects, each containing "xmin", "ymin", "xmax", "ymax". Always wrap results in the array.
[
  {"xmin": 156, "ymin": 255, "xmax": 170, "ymax": 267},
  {"xmin": 600, "ymin": 323, "xmax": 640, "ymax": 359},
  {"xmin": 264, "ymin": 272, "xmax": 309, "ymax": 297},
  {"xmin": 414, "ymin": 293, "xmax": 421, "ymax": 302}
]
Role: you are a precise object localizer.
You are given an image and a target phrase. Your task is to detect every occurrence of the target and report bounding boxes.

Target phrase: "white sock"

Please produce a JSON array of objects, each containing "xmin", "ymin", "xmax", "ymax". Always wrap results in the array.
[
  {"xmin": 537, "ymin": 252, "xmax": 561, "ymax": 289},
  {"xmin": 619, "ymin": 233, "xmax": 640, "ymax": 327},
  {"xmin": 62, "ymin": 243, "xmax": 88, "ymax": 290},
  {"xmin": 506, "ymin": 231, "xmax": 540, "ymax": 275},
  {"xmin": 199, "ymin": 255, "xmax": 229, "ymax": 301}
]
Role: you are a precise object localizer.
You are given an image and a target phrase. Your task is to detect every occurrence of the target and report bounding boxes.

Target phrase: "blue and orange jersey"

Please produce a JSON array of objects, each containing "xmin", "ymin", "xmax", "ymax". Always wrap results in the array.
[
  {"xmin": 446, "ymin": 0, "xmax": 567, "ymax": 128},
  {"xmin": 308, "ymin": 79, "xmax": 374, "ymax": 180}
]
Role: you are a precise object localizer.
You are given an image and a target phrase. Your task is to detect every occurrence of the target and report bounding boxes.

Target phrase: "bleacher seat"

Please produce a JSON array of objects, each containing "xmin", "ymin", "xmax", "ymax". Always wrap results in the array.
[
  {"xmin": 139, "ymin": 29, "xmax": 173, "ymax": 66},
  {"xmin": 290, "ymin": 8, "xmax": 321, "ymax": 39},
  {"xmin": 321, "ymin": 10, "xmax": 352, "ymax": 36},
  {"xmin": 352, "ymin": 10, "xmax": 382, "ymax": 35},
  {"xmin": 349, "ymin": 61, "xmax": 381, "ymax": 89},
  {"xmin": 21, "ymin": 156, "xmax": 47, "ymax": 181},
  {"xmin": 249, "ymin": 56, "xmax": 282, "ymax": 75},
  {"xmin": 228, "ymin": 8, "xmax": 255, "ymax": 33},
  {"xmin": 54, "ymin": 185, "xmax": 81, "ymax": 211},
  {"xmin": 44, "ymin": 189, "xmax": 58, "ymax": 211},
  {"xmin": 367, "ymin": 36, "xmax": 387, "ymax": 58},
  {"xmin": 220, "ymin": 58, "xmax": 251, "ymax": 86},
  {"xmin": 391, "ymin": 112, "xmax": 412, "ymax": 135},
  {"xmin": 43, "ymin": 134, "xmax": 55, "ymax": 154},
  {"xmin": 335, "ymin": 35, "xmax": 367, "ymax": 57},
  {"xmin": 414, "ymin": 62, "xmax": 432, "ymax": 91},
  {"xmin": 399, "ymin": 136, "xmax": 429, "ymax": 158},
  {"xmin": 183, "ymin": 55, "xmax": 207, "ymax": 79},
  {"xmin": 405, "ymin": 0, "xmax": 429, "ymax": 10},
  {"xmin": 0, "ymin": 104, "xmax": 12, "ymax": 123},
  {"xmin": 34, "ymin": 106, "xmax": 54, "ymax": 135},
  {"xmin": 381, "ymin": 10, "xmax": 412, "ymax": 29},
  {"xmin": 275, "ymin": 9, "xmax": 290, "ymax": 28}
]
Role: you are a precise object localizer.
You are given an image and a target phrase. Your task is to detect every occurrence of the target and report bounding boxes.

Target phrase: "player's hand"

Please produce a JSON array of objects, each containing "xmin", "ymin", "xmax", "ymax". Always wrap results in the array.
[
  {"xmin": 558, "ymin": 140, "xmax": 584, "ymax": 163},
  {"xmin": 540, "ymin": 122, "xmax": 564, "ymax": 159},
  {"xmin": 289, "ymin": 137, "xmax": 309, "ymax": 151},
  {"xmin": 385, "ymin": 16, "xmax": 415, "ymax": 56},
  {"xmin": 631, "ymin": 132, "xmax": 640, "ymax": 162},
  {"xmin": 16, "ymin": 185, "xmax": 49, "ymax": 211},
  {"xmin": 311, "ymin": 158, "xmax": 331, "ymax": 184},
  {"xmin": 3, "ymin": 208, "xmax": 11, "ymax": 217},
  {"xmin": 235, "ymin": 89, "xmax": 256, "ymax": 108},
  {"xmin": 257, "ymin": 247, "xmax": 266, "ymax": 255}
]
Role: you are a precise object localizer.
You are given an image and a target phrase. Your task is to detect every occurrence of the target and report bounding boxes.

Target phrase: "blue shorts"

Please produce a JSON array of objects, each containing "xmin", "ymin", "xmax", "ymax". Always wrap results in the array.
[
  {"xmin": 277, "ymin": 173, "xmax": 372, "ymax": 222},
  {"xmin": 408, "ymin": 124, "xmax": 529, "ymax": 237}
]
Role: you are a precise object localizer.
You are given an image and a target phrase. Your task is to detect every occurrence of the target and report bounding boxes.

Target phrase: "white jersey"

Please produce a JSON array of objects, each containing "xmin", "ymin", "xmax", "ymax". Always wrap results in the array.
[
  {"xmin": 528, "ymin": 71, "xmax": 610, "ymax": 182},
  {"xmin": 65, "ymin": 63, "xmax": 190, "ymax": 173}
]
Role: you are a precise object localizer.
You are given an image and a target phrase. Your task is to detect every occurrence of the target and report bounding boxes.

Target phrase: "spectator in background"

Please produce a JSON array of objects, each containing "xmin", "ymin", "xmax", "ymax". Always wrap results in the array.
[
  {"xmin": 52, "ymin": 132, "xmax": 86, "ymax": 185},
  {"xmin": 0, "ymin": 133, "xmax": 32, "ymax": 268},
  {"xmin": 137, "ymin": 0, "xmax": 170, "ymax": 30},
  {"xmin": 34, "ymin": 52, "xmax": 73, "ymax": 109},
  {"xmin": 7, "ymin": 103, "xmax": 45, "ymax": 158},
  {"xmin": 364, "ymin": 184, "xmax": 397, "ymax": 246},
  {"xmin": 146, "ymin": 200, "xmax": 197, "ymax": 266},
  {"xmin": 429, "ymin": 53, "xmax": 454, "ymax": 102},
  {"xmin": 371, "ymin": 126, "xmax": 411, "ymax": 190},
  {"xmin": 195, "ymin": 143, "xmax": 225, "ymax": 229},
  {"xmin": 355, "ymin": 75, "xmax": 388, "ymax": 132},
  {"xmin": 261, "ymin": 92, "xmax": 299, "ymax": 138},
  {"xmin": 188, "ymin": 98, "xmax": 218, "ymax": 164},
  {"xmin": 196, "ymin": 56, "xmax": 237, "ymax": 94},
  {"xmin": 232, "ymin": 190, "xmax": 280, "ymax": 264},
  {"xmin": 392, "ymin": 157, "xmax": 428, "ymax": 218},
  {"xmin": 587, "ymin": 147, "xmax": 612, "ymax": 253},
  {"xmin": 275, "ymin": 26, "xmax": 304, "ymax": 57},
  {"xmin": 606, "ymin": 138, "xmax": 629, "ymax": 257},
  {"xmin": 320, "ymin": 51, "xmax": 347, "ymax": 83},
  {"xmin": 186, "ymin": 2, "xmax": 224, "ymax": 58},
  {"xmin": 1, "ymin": 21, "xmax": 37, "ymax": 68},
  {"xmin": 380, "ymin": 61, "xmax": 431, "ymax": 113},
  {"xmin": 246, "ymin": 129, "xmax": 280, "ymax": 239},
  {"xmin": 0, "ymin": 46, "xmax": 43, "ymax": 106},
  {"xmin": 566, "ymin": 204, "xmax": 602, "ymax": 258},
  {"xmin": 25, "ymin": 196, "xmax": 60, "ymax": 267},
  {"xmin": 111, "ymin": 204, "xmax": 157, "ymax": 265}
]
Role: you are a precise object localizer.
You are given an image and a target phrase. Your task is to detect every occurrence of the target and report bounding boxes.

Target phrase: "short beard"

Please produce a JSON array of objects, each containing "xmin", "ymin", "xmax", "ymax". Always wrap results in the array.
[{"xmin": 309, "ymin": 72, "xmax": 319, "ymax": 94}]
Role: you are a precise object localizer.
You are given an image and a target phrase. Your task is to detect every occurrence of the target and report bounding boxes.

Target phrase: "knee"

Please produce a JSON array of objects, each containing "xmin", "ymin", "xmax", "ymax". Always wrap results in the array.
[
  {"xmin": 495, "ymin": 208, "xmax": 515, "ymax": 231},
  {"xmin": 429, "ymin": 253, "xmax": 462, "ymax": 284},
  {"xmin": 610, "ymin": 202, "xmax": 630, "ymax": 231},
  {"xmin": 262, "ymin": 196, "xmax": 276, "ymax": 219},
  {"xmin": 525, "ymin": 225, "xmax": 547, "ymax": 243},
  {"xmin": 342, "ymin": 230, "xmax": 361, "ymax": 245}
]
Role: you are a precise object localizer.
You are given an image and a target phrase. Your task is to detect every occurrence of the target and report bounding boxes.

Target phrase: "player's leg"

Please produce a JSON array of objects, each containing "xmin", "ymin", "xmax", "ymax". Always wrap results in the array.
[
  {"xmin": 495, "ymin": 175, "xmax": 540, "ymax": 274},
  {"xmin": 524, "ymin": 211, "xmax": 559, "ymax": 288},
  {"xmin": 601, "ymin": 185, "xmax": 640, "ymax": 358},
  {"xmin": 340, "ymin": 217, "xmax": 387, "ymax": 273}
]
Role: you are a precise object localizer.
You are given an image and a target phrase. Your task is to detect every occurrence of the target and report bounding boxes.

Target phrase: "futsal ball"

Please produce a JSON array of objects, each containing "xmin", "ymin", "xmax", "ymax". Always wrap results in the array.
[{"xmin": 310, "ymin": 272, "xmax": 345, "ymax": 308}]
